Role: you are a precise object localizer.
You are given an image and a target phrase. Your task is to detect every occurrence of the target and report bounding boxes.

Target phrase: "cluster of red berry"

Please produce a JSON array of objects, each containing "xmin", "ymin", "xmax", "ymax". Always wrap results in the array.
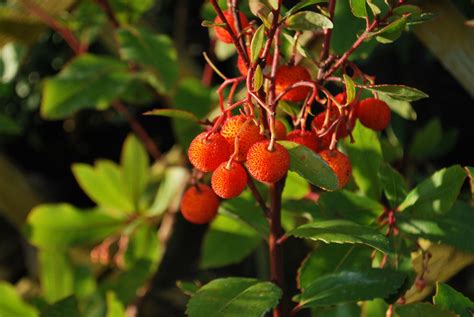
[{"xmin": 180, "ymin": 10, "xmax": 392, "ymax": 225}]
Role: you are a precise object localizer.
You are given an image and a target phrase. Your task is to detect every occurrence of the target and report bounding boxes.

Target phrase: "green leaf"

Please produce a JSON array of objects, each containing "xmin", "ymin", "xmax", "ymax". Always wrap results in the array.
[
  {"xmin": 286, "ymin": 11, "xmax": 333, "ymax": 31},
  {"xmin": 144, "ymin": 108, "xmax": 199, "ymax": 122},
  {"xmin": 220, "ymin": 196, "xmax": 269, "ymax": 237},
  {"xmin": 361, "ymin": 84, "xmax": 428, "ymax": 102},
  {"xmin": 109, "ymin": 0, "xmax": 154, "ymax": 24},
  {"xmin": 40, "ymin": 297, "xmax": 81, "ymax": 317},
  {"xmin": 394, "ymin": 302, "xmax": 456, "ymax": 317},
  {"xmin": 285, "ymin": 0, "xmax": 328, "ymax": 17},
  {"xmin": 41, "ymin": 54, "xmax": 132, "ymax": 119},
  {"xmin": 398, "ymin": 201, "xmax": 474, "ymax": 253},
  {"xmin": 253, "ymin": 64, "xmax": 264, "ymax": 91},
  {"xmin": 342, "ymin": 122, "xmax": 383, "ymax": 200},
  {"xmin": 370, "ymin": 16, "xmax": 407, "ymax": 44},
  {"xmin": 250, "ymin": 24, "xmax": 265, "ymax": 63},
  {"xmin": 72, "ymin": 161, "xmax": 134, "ymax": 215},
  {"xmin": 298, "ymin": 244, "xmax": 372, "ymax": 290},
  {"xmin": 279, "ymin": 141, "xmax": 339, "ymax": 191},
  {"xmin": 366, "ymin": 0, "xmax": 381, "ymax": 16},
  {"xmin": 398, "ymin": 165, "xmax": 467, "ymax": 216},
  {"xmin": 378, "ymin": 163, "xmax": 408, "ymax": 209},
  {"xmin": 286, "ymin": 219, "xmax": 390, "ymax": 253},
  {"xmin": 409, "ymin": 119, "xmax": 442, "ymax": 159},
  {"xmin": 148, "ymin": 166, "xmax": 189, "ymax": 216},
  {"xmin": 121, "ymin": 135, "xmax": 149, "ymax": 211},
  {"xmin": 343, "ymin": 75, "xmax": 356, "ymax": 104},
  {"xmin": 377, "ymin": 93, "xmax": 417, "ymax": 121},
  {"xmin": 123, "ymin": 224, "xmax": 161, "ymax": 268},
  {"xmin": 278, "ymin": 100, "xmax": 300, "ymax": 117},
  {"xmin": 0, "ymin": 281, "xmax": 38, "ymax": 317},
  {"xmin": 26, "ymin": 204, "xmax": 123, "ymax": 249},
  {"xmin": 349, "ymin": 0, "xmax": 367, "ymax": 18},
  {"xmin": 39, "ymin": 250, "xmax": 75, "ymax": 303},
  {"xmin": 106, "ymin": 292, "xmax": 125, "ymax": 317},
  {"xmin": 280, "ymin": 31, "xmax": 315, "ymax": 60},
  {"xmin": 186, "ymin": 278, "xmax": 282, "ymax": 317},
  {"xmin": 117, "ymin": 27, "xmax": 178, "ymax": 92},
  {"xmin": 295, "ymin": 269, "xmax": 407, "ymax": 308},
  {"xmin": 177, "ymin": 281, "xmax": 201, "ymax": 296},
  {"xmin": 0, "ymin": 114, "xmax": 22, "ymax": 135},
  {"xmin": 433, "ymin": 283, "xmax": 474, "ymax": 317},
  {"xmin": 283, "ymin": 171, "xmax": 310, "ymax": 200},
  {"xmin": 201, "ymin": 215, "xmax": 262, "ymax": 269}
]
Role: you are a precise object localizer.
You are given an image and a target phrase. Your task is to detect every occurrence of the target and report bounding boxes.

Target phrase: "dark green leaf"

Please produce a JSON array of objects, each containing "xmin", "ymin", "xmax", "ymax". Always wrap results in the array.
[
  {"xmin": 250, "ymin": 24, "xmax": 265, "ymax": 63},
  {"xmin": 398, "ymin": 165, "xmax": 467, "ymax": 216},
  {"xmin": 433, "ymin": 283, "xmax": 474, "ymax": 317},
  {"xmin": 118, "ymin": 27, "xmax": 178, "ymax": 93},
  {"xmin": 279, "ymin": 141, "xmax": 339, "ymax": 191},
  {"xmin": 349, "ymin": 0, "xmax": 367, "ymax": 18},
  {"xmin": 0, "ymin": 114, "xmax": 22, "ymax": 135},
  {"xmin": 286, "ymin": 219, "xmax": 390, "ymax": 253},
  {"xmin": 41, "ymin": 54, "xmax": 131, "ymax": 119},
  {"xmin": 186, "ymin": 278, "xmax": 282, "ymax": 317},
  {"xmin": 40, "ymin": 296, "xmax": 81, "ymax": 317},
  {"xmin": 0, "ymin": 281, "xmax": 38, "ymax": 317},
  {"xmin": 144, "ymin": 108, "xmax": 199, "ymax": 122},
  {"xmin": 394, "ymin": 303, "xmax": 456, "ymax": 317},
  {"xmin": 123, "ymin": 224, "xmax": 161, "ymax": 268},
  {"xmin": 121, "ymin": 135, "xmax": 149, "ymax": 212},
  {"xmin": 39, "ymin": 250, "xmax": 74, "ymax": 303},
  {"xmin": 378, "ymin": 163, "xmax": 408, "ymax": 209},
  {"xmin": 220, "ymin": 196, "xmax": 269, "ymax": 237},
  {"xmin": 295, "ymin": 269, "xmax": 407, "ymax": 308},
  {"xmin": 312, "ymin": 303, "xmax": 361, "ymax": 317},
  {"xmin": 409, "ymin": 119, "xmax": 442, "ymax": 159},
  {"xmin": 361, "ymin": 84, "xmax": 428, "ymax": 102},
  {"xmin": 371, "ymin": 16, "xmax": 407, "ymax": 44},
  {"xmin": 392, "ymin": 5, "xmax": 422, "ymax": 16},
  {"xmin": 285, "ymin": 0, "xmax": 328, "ymax": 17},
  {"xmin": 26, "ymin": 204, "xmax": 124, "ymax": 249},
  {"xmin": 286, "ymin": 11, "xmax": 333, "ymax": 31},
  {"xmin": 342, "ymin": 122, "xmax": 383, "ymax": 200},
  {"xmin": 201, "ymin": 215, "xmax": 262, "ymax": 269}
]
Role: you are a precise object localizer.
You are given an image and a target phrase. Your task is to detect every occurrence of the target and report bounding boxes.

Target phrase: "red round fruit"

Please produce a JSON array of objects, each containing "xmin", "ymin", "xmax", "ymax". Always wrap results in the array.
[
  {"xmin": 246, "ymin": 140, "xmax": 290, "ymax": 183},
  {"xmin": 357, "ymin": 98, "xmax": 391, "ymax": 131},
  {"xmin": 319, "ymin": 149, "xmax": 352, "ymax": 189},
  {"xmin": 274, "ymin": 119, "xmax": 287, "ymax": 140},
  {"xmin": 188, "ymin": 132, "xmax": 231, "ymax": 172},
  {"xmin": 214, "ymin": 11, "xmax": 249, "ymax": 44},
  {"xmin": 275, "ymin": 65, "xmax": 312, "ymax": 102},
  {"xmin": 237, "ymin": 47, "xmax": 273, "ymax": 76},
  {"xmin": 287, "ymin": 129, "xmax": 319, "ymax": 152},
  {"xmin": 220, "ymin": 115, "xmax": 265, "ymax": 161},
  {"xmin": 211, "ymin": 161, "xmax": 248, "ymax": 198},
  {"xmin": 180, "ymin": 184, "xmax": 220, "ymax": 224}
]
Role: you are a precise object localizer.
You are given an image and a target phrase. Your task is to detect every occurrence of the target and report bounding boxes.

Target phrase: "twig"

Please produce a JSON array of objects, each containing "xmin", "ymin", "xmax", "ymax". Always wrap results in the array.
[
  {"xmin": 317, "ymin": 0, "xmax": 336, "ymax": 80},
  {"xmin": 94, "ymin": 0, "xmax": 120, "ymax": 27}
]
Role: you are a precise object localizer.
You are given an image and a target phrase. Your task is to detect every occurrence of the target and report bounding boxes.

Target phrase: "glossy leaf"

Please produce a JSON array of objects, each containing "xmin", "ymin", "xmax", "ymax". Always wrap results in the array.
[
  {"xmin": 0, "ymin": 282, "xmax": 38, "ymax": 317},
  {"xmin": 362, "ymin": 84, "xmax": 428, "ymax": 102},
  {"xmin": 201, "ymin": 215, "xmax": 262, "ymax": 269},
  {"xmin": 295, "ymin": 269, "xmax": 406, "ymax": 308},
  {"xmin": 398, "ymin": 165, "xmax": 467, "ymax": 216},
  {"xmin": 118, "ymin": 27, "xmax": 177, "ymax": 92},
  {"xmin": 286, "ymin": 219, "xmax": 390, "ymax": 253},
  {"xmin": 121, "ymin": 135, "xmax": 149, "ymax": 211},
  {"xmin": 186, "ymin": 278, "xmax": 281, "ymax": 317},
  {"xmin": 342, "ymin": 122, "xmax": 383, "ymax": 200},
  {"xmin": 144, "ymin": 109, "xmax": 199, "ymax": 122},
  {"xmin": 286, "ymin": 11, "xmax": 333, "ymax": 31},
  {"xmin": 394, "ymin": 303, "xmax": 456, "ymax": 317},
  {"xmin": 285, "ymin": 0, "xmax": 328, "ymax": 17},
  {"xmin": 349, "ymin": 0, "xmax": 367, "ymax": 18},
  {"xmin": 41, "ymin": 54, "xmax": 131, "ymax": 119},
  {"xmin": 433, "ymin": 283, "xmax": 474, "ymax": 317},
  {"xmin": 26, "ymin": 204, "xmax": 123, "ymax": 249},
  {"xmin": 279, "ymin": 141, "xmax": 338, "ymax": 191},
  {"xmin": 370, "ymin": 16, "xmax": 407, "ymax": 44},
  {"xmin": 378, "ymin": 163, "xmax": 408, "ymax": 209},
  {"xmin": 250, "ymin": 24, "xmax": 265, "ymax": 63}
]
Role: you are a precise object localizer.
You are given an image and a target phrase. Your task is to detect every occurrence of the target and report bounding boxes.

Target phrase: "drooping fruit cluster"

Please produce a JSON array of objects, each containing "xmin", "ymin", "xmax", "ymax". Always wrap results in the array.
[
  {"xmin": 357, "ymin": 98, "xmax": 391, "ymax": 131},
  {"xmin": 180, "ymin": 184, "xmax": 220, "ymax": 224},
  {"xmin": 246, "ymin": 141, "xmax": 290, "ymax": 183},
  {"xmin": 220, "ymin": 115, "xmax": 265, "ymax": 161},
  {"xmin": 188, "ymin": 132, "xmax": 231, "ymax": 172},
  {"xmin": 211, "ymin": 161, "xmax": 248, "ymax": 199}
]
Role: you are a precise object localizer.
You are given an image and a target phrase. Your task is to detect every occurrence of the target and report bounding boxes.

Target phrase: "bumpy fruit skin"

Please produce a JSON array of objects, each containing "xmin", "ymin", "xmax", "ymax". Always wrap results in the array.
[
  {"xmin": 287, "ymin": 129, "xmax": 319, "ymax": 152},
  {"xmin": 274, "ymin": 120, "xmax": 287, "ymax": 140},
  {"xmin": 220, "ymin": 115, "xmax": 265, "ymax": 161},
  {"xmin": 275, "ymin": 65, "xmax": 312, "ymax": 102},
  {"xmin": 246, "ymin": 141, "xmax": 290, "ymax": 183},
  {"xmin": 319, "ymin": 149, "xmax": 352, "ymax": 188},
  {"xmin": 211, "ymin": 161, "xmax": 248, "ymax": 198},
  {"xmin": 357, "ymin": 98, "xmax": 391, "ymax": 131},
  {"xmin": 180, "ymin": 184, "xmax": 220, "ymax": 224},
  {"xmin": 214, "ymin": 11, "xmax": 249, "ymax": 44},
  {"xmin": 188, "ymin": 132, "xmax": 231, "ymax": 172},
  {"xmin": 237, "ymin": 48, "xmax": 273, "ymax": 76}
]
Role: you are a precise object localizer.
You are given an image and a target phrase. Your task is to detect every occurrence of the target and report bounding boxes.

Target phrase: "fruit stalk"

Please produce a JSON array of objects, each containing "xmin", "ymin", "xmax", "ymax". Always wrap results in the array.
[{"xmin": 269, "ymin": 180, "xmax": 288, "ymax": 317}]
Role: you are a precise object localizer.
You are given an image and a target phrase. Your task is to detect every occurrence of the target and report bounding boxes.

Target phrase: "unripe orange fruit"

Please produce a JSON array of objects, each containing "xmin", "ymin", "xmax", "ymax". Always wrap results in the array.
[
  {"xmin": 319, "ymin": 149, "xmax": 352, "ymax": 189},
  {"xmin": 274, "ymin": 119, "xmax": 287, "ymax": 140},
  {"xmin": 287, "ymin": 129, "xmax": 319, "ymax": 152},
  {"xmin": 357, "ymin": 98, "xmax": 391, "ymax": 131},
  {"xmin": 214, "ymin": 11, "xmax": 249, "ymax": 44},
  {"xmin": 188, "ymin": 132, "xmax": 231, "ymax": 172},
  {"xmin": 180, "ymin": 184, "xmax": 220, "ymax": 224},
  {"xmin": 211, "ymin": 161, "xmax": 248, "ymax": 198},
  {"xmin": 237, "ymin": 47, "xmax": 273, "ymax": 76},
  {"xmin": 220, "ymin": 115, "xmax": 265, "ymax": 161},
  {"xmin": 275, "ymin": 65, "xmax": 312, "ymax": 102},
  {"xmin": 246, "ymin": 141, "xmax": 290, "ymax": 183}
]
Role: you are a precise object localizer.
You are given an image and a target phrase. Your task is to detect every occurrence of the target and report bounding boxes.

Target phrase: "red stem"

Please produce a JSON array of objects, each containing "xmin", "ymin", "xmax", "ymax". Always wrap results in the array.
[{"xmin": 319, "ymin": 0, "xmax": 337, "ymax": 62}]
